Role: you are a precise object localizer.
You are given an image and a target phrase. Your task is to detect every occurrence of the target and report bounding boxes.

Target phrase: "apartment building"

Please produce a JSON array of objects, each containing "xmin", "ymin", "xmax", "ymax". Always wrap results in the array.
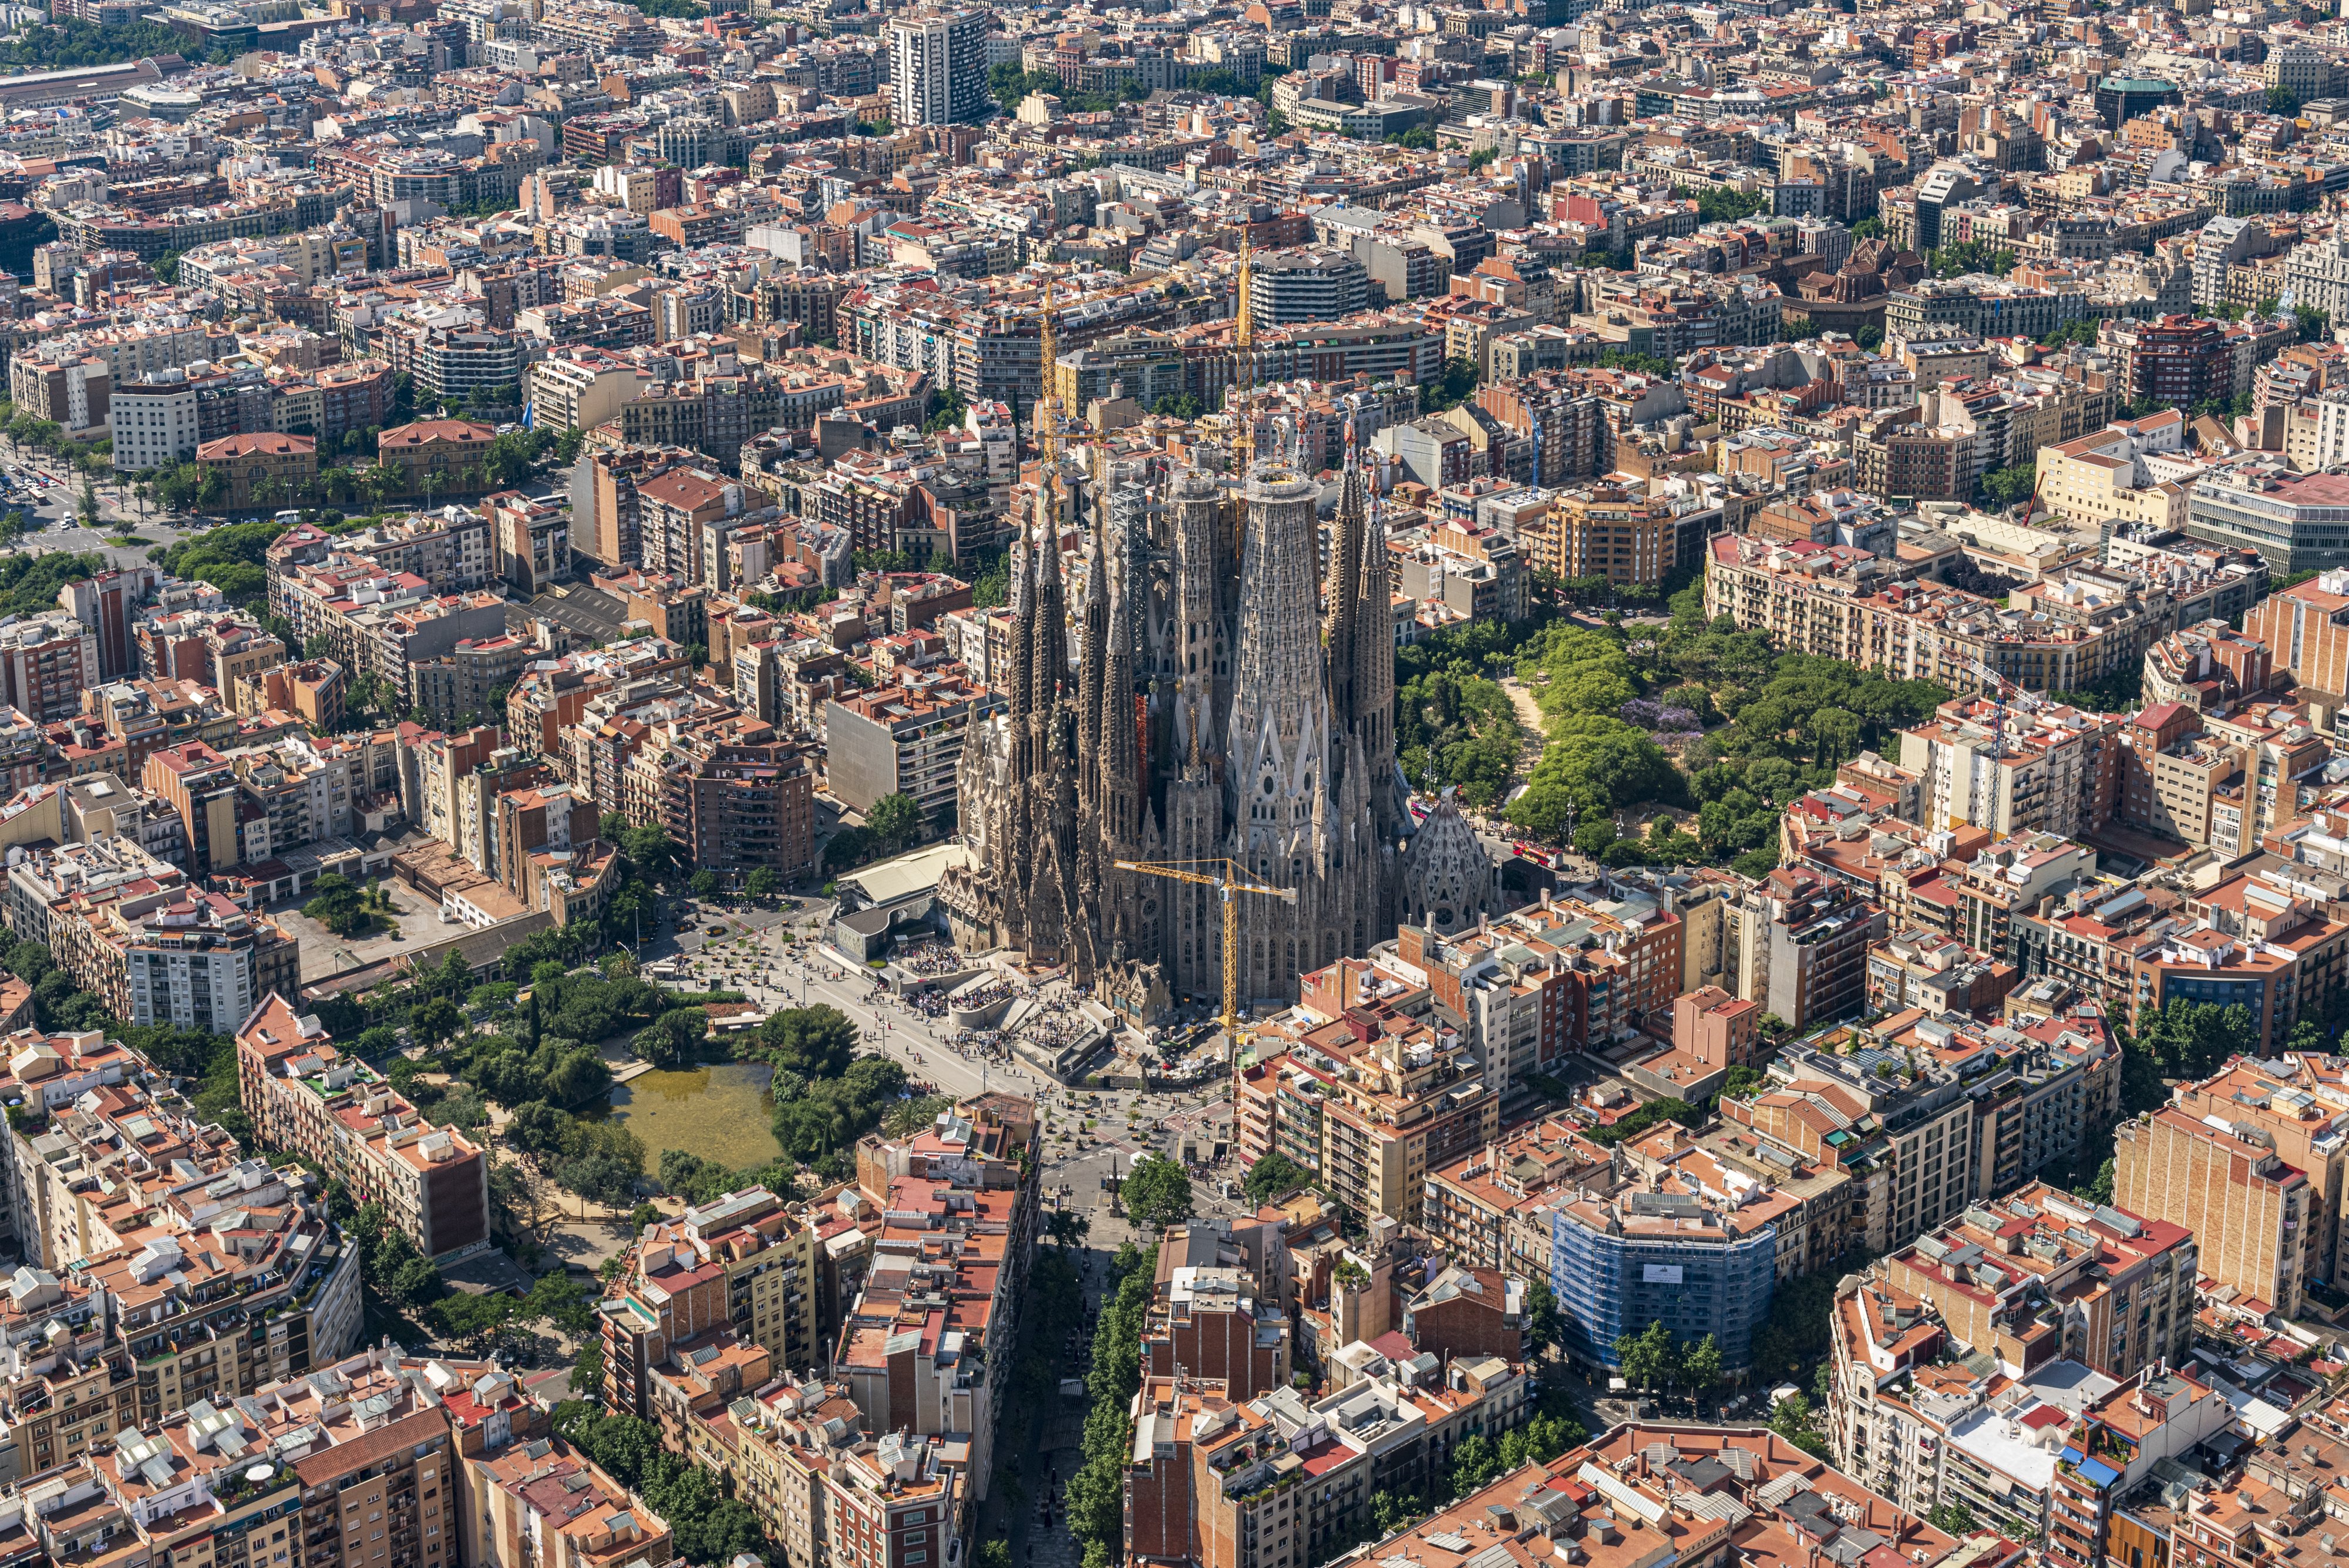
[
  {"xmin": 1399, "ymin": 889, "xmax": 1683, "ymax": 1081},
  {"xmin": 1140, "ymin": 1229, "xmax": 1292, "ymax": 1401},
  {"xmin": 1179, "ymin": 1357, "xmax": 1524, "ymax": 1568},
  {"xmin": 526, "ymin": 350, "xmax": 646, "ymax": 433},
  {"xmin": 8, "ymin": 348, "xmax": 109, "ymax": 439},
  {"xmin": 411, "ymin": 636, "xmax": 536, "ymax": 731},
  {"xmin": 106, "ymin": 890, "xmax": 295, "ymax": 1031},
  {"xmin": 1924, "ymin": 1008, "xmax": 2118, "ymax": 1199},
  {"xmin": 2044, "ymin": 1371, "xmax": 2236, "ymax": 1568},
  {"xmin": 629, "ymin": 728, "xmax": 820, "ymax": 881},
  {"xmin": 710, "ymin": 1382, "xmax": 961, "ymax": 1568},
  {"xmin": 2243, "ymin": 569, "xmax": 2349, "ymax": 699},
  {"xmin": 1364, "ymin": 927, "xmax": 1551, "ymax": 1099},
  {"xmin": 1236, "ymin": 989, "xmax": 1497, "ymax": 1228},
  {"xmin": 0, "ymin": 614, "xmax": 100, "ymax": 724},
  {"xmin": 813, "ymin": 1431, "xmax": 957, "ymax": 1568},
  {"xmin": 598, "ymin": 1185, "xmax": 820, "ymax": 1417},
  {"xmin": 237, "ymin": 658, "xmax": 348, "ymax": 732},
  {"xmin": 1421, "ymin": 1119, "xmax": 1612, "ymax": 1279},
  {"xmin": 2159, "ymin": 1054, "xmax": 2349, "ymax": 1290},
  {"xmin": 132, "ymin": 608, "xmax": 285, "ymax": 695},
  {"xmin": 468, "ymin": 1436, "xmax": 672, "ymax": 1568},
  {"xmin": 1880, "ymin": 1182, "xmax": 2193, "ymax": 1382},
  {"xmin": 2115, "ymin": 1106, "xmax": 2314, "ymax": 1315},
  {"xmin": 1828, "ymin": 1277, "xmax": 2226, "ymax": 1546},
  {"xmin": 575, "ymin": 445, "xmax": 711, "ymax": 571},
  {"xmin": 1549, "ymin": 1149, "xmax": 1779, "ymax": 1373},
  {"xmin": 2143, "ymin": 618, "xmax": 2275, "ymax": 711},
  {"xmin": 0, "ymin": 1264, "xmax": 136, "ymax": 1485},
  {"xmin": 830, "ymin": 1099, "xmax": 1040, "ymax": 1505},
  {"xmin": 692, "ymin": 1373, "xmax": 862, "ymax": 1568},
  {"xmin": 1825, "ymin": 1270, "xmax": 1967, "ymax": 1515},
  {"xmin": 45, "ymin": 672, "xmax": 228, "ymax": 779},
  {"xmin": 275, "ymin": 571, "xmax": 509, "ymax": 707},
  {"xmin": 1704, "ymin": 533, "xmax": 2166, "ymax": 695},
  {"xmin": 268, "ymin": 513, "xmax": 494, "ymax": 599},
  {"xmin": 1729, "ymin": 866, "xmax": 1887, "ymax": 1031},
  {"xmin": 0, "ymin": 1027, "xmax": 134, "ymax": 1262},
  {"xmin": 2124, "ymin": 891, "xmax": 2348, "ymax": 1055},
  {"xmin": 0, "ymin": 1341, "xmax": 537, "ymax": 1559},
  {"xmin": 1696, "ymin": 1115, "xmax": 1869, "ymax": 1280},
  {"xmin": 299, "ymin": 513, "xmax": 497, "ymax": 597},
  {"xmin": 823, "ymin": 674, "xmax": 1004, "ymax": 817},
  {"xmin": 51, "ymin": 566, "xmax": 161, "ymax": 684},
  {"xmin": 237, "ymin": 994, "xmax": 490, "ymax": 1261},
  {"xmin": 0, "ymin": 1030, "xmax": 364, "ymax": 1418},
  {"xmin": 1, "ymin": 826, "xmax": 184, "ymax": 950},
  {"xmin": 488, "ymin": 493, "xmax": 570, "ymax": 596},
  {"xmin": 2209, "ymin": 700, "xmax": 2333, "ymax": 857},
  {"xmin": 489, "ymin": 780, "xmax": 597, "ymax": 909},
  {"xmin": 1865, "ymin": 931, "xmax": 2017, "ymax": 1017},
  {"xmin": 1737, "ymin": 1038, "xmax": 1978, "ymax": 1253},
  {"xmin": 1900, "ymin": 696, "xmax": 2121, "ymax": 842}
]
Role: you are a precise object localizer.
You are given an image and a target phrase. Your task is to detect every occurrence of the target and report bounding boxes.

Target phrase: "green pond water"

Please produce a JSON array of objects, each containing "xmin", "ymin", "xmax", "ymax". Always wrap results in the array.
[{"xmin": 609, "ymin": 1062, "xmax": 784, "ymax": 1173}]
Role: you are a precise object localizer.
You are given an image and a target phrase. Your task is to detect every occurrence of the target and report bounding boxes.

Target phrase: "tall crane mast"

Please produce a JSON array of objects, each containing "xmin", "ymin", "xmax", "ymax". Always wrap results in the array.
[{"xmin": 1113, "ymin": 858, "xmax": 1298, "ymax": 1088}]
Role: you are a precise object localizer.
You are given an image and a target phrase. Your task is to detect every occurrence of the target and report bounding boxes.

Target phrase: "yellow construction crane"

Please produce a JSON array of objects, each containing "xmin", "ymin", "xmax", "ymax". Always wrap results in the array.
[{"xmin": 1113, "ymin": 857, "xmax": 1297, "ymax": 1056}]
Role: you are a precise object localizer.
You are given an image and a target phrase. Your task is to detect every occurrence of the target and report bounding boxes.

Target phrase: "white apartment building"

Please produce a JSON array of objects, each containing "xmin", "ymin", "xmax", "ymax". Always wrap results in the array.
[
  {"xmin": 527, "ymin": 351, "xmax": 645, "ymax": 432},
  {"xmin": 2286, "ymin": 232, "xmax": 2349, "ymax": 321},
  {"xmin": 889, "ymin": 10, "xmax": 987, "ymax": 126},
  {"xmin": 109, "ymin": 372, "xmax": 200, "ymax": 472},
  {"xmin": 76, "ymin": 320, "xmax": 217, "ymax": 385}
]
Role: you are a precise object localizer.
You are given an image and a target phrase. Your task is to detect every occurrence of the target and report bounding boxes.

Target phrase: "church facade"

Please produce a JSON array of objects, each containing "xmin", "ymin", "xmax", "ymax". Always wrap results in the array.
[{"xmin": 939, "ymin": 431, "xmax": 1459, "ymax": 1013}]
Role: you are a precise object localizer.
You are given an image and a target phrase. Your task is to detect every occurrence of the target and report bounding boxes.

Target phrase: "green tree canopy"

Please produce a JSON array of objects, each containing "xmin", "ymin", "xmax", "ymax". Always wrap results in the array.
[
  {"xmin": 866, "ymin": 792, "xmax": 923, "ymax": 853},
  {"xmin": 1122, "ymin": 1152, "xmax": 1193, "ymax": 1230},
  {"xmin": 1981, "ymin": 462, "xmax": 2037, "ymax": 509},
  {"xmin": 1614, "ymin": 1320, "xmax": 1676, "ymax": 1389},
  {"xmin": 1241, "ymin": 1151, "xmax": 1307, "ymax": 1204}
]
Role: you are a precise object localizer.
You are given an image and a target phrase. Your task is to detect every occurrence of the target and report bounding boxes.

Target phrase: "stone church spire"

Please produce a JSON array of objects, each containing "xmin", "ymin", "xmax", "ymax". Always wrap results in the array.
[
  {"xmin": 1324, "ymin": 423, "xmax": 1367, "ymax": 751},
  {"xmin": 1226, "ymin": 472, "xmax": 1332, "ymax": 874},
  {"xmin": 1355, "ymin": 482, "xmax": 1401, "ymax": 837}
]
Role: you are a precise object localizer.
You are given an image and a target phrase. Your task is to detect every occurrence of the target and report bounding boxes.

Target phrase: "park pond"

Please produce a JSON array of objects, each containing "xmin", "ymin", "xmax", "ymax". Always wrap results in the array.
[{"xmin": 608, "ymin": 1061, "xmax": 785, "ymax": 1173}]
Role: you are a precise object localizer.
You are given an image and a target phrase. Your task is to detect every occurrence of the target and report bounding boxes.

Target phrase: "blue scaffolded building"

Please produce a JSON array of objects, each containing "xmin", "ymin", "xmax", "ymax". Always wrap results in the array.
[{"xmin": 1550, "ymin": 1187, "xmax": 1778, "ymax": 1371}]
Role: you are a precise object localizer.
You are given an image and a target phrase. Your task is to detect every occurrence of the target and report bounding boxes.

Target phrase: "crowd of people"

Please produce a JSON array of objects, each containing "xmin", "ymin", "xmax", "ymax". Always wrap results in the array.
[
  {"xmin": 951, "ymin": 1026, "xmax": 1019, "ymax": 1062},
  {"xmin": 945, "ymin": 980, "xmax": 1015, "ymax": 1015},
  {"xmin": 1019, "ymin": 998, "xmax": 1105, "ymax": 1056},
  {"xmin": 892, "ymin": 942, "xmax": 970, "ymax": 977}
]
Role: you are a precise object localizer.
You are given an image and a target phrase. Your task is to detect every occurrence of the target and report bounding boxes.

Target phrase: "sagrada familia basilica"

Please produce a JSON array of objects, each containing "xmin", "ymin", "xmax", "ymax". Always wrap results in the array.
[{"xmin": 940, "ymin": 257, "xmax": 1495, "ymax": 1018}]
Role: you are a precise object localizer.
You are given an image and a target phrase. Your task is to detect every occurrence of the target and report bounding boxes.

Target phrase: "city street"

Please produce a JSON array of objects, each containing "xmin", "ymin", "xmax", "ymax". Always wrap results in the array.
[
  {"xmin": 0, "ymin": 437, "xmax": 208, "ymax": 570},
  {"xmin": 0, "ymin": 443, "xmax": 567, "ymax": 574},
  {"xmin": 646, "ymin": 901, "xmax": 1263, "ymax": 1564}
]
